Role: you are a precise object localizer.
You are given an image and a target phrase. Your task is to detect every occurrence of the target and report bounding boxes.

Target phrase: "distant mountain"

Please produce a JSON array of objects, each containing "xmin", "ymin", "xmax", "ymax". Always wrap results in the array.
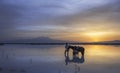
[
  {"xmin": 108, "ymin": 40, "xmax": 120, "ymax": 43},
  {"xmin": 5, "ymin": 37, "xmax": 72, "ymax": 43},
  {"xmin": 99, "ymin": 40, "xmax": 120, "ymax": 43}
]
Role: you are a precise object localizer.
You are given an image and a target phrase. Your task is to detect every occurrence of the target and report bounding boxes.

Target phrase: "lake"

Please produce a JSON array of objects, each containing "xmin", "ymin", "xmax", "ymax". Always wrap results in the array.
[{"xmin": 0, "ymin": 45, "xmax": 120, "ymax": 73}]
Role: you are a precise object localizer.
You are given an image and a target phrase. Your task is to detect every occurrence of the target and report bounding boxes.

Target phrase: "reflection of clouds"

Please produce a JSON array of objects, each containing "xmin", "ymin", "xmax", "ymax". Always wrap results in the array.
[
  {"xmin": 0, "ymin": 45, "xmax": 72, "ymax": 73},
  {"xmin": 0, "ymin": 45, "xmax": 120, "ymax": 73},
  {"xmin": 0, "ymin": 45, "xmax": 61, "ymax": 57},
  {"xmin": 15, "ymin": 56, "xmax": 63, "ymax": 62}
]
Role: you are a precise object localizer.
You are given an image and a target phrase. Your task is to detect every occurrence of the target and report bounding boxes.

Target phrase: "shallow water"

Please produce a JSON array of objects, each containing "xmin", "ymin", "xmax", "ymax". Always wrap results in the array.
[{"xmin": 0, "ymin": 45, "xmax": 120, "ymax": 73}]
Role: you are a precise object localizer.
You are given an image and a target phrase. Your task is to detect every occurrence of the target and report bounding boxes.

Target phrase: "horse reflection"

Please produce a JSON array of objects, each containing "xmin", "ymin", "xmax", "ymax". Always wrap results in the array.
[{"xmin": 64, "ymin": 50, "xmax": 85, "ymax": 65}]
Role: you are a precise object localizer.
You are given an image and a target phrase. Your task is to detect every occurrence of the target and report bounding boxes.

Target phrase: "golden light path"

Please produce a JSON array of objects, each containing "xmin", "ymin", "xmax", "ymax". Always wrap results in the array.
[{"xmin": 84, "ymin": 45, "xmax": 120, "ymax": 63}]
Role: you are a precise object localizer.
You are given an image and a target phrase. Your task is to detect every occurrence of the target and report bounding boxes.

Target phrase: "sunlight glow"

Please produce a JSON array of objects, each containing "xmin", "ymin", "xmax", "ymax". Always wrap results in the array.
[
  {"xmin": 82, "ymin": 31, "xmax": 110, "ymax": 42},
  {"xmin": 84, "ymin": 32, "xmax": 108, "ymax": 37}
]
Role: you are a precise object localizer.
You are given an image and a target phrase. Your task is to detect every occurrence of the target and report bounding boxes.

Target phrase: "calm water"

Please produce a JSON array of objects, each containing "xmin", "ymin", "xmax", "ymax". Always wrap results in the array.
[{"xmin": 0, "ymin": 45, "xmax": 120, "ymax": 73}]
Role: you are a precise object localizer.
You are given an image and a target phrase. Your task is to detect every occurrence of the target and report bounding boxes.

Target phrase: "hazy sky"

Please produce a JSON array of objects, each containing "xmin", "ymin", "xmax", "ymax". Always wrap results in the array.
[{"xmin": 0, "ymin": 0, "xmax": 120, "ymax": 42}]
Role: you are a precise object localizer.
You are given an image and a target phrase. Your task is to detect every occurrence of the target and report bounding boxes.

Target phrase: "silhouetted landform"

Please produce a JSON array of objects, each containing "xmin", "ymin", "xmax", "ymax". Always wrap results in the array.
[
  {"xmin": 0, "ymin": 42, "xmax": 120, "ymax": 45},
  {"xmin": 0, "ymin": 37, "xmax": 69, "ymax": 45},
  {"xmin": 0, "ymin": 37, "xmax": 71, "ymax": 45},
  {"xmin": 3, "ymin": 37, "xmax": 72, "ymax": 43},
  {"xmin": 99, "ymin": 40, "xmax": 120, "ymax": 43},
  {"xmin": 0, "ymin": 38, "xmax": 120, "ymax": 45}
]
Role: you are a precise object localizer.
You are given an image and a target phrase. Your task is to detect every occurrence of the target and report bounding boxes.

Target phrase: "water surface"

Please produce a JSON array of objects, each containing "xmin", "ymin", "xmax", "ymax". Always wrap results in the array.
[{"xmin": 0, "ymin": 45, "xmax": 120, "ymax": 73}]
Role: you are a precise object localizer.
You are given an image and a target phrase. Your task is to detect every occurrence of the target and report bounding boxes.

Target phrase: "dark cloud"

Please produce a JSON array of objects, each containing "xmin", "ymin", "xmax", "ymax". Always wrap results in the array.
[
  {"xmin": 0, "ymin": 1, "xmax": 18, "ymax": 40},
  {"xmin": 52, "ymin": 0, "xmax": 120, "ymax": 27},
  {"xmin": 0, "ymin": 1, "xmax": 22, "ymax": 29}
]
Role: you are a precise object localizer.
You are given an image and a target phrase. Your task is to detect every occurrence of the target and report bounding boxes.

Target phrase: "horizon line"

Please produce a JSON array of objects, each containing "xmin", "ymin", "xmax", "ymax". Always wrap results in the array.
[{"xmin": 0, "ymin": 42, "xmax": 120, "ymax": 45}]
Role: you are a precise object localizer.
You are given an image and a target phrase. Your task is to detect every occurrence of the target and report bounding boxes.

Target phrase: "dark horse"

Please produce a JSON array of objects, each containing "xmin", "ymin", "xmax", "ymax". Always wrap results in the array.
[{"xmin": 65, "ymin": 43, "xmax": 85, "ymax": 56}]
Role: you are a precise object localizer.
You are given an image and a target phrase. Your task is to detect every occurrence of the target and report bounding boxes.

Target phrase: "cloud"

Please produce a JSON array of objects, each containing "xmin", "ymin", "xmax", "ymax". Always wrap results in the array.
[
  {"xmin": 0, "ymin": 0, "xmax": 120, "ymax": 41},
  {"xmin": 0, "ymin": 0, "xmax": 22, "ymax": 41},
  {"xmin": 51, "ymin": 0, "xmax": 120, "ymax": 30}
]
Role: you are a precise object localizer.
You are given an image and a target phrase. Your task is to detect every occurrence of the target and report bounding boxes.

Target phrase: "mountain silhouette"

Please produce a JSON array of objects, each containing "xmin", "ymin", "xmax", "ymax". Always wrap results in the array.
[
  {"xmin": 99, "ymin": 40, "xmax": 120, "ymax": 43},
  {"xmin": 4, "ymin": 37, "xmax": 72, "ymax": 43}
]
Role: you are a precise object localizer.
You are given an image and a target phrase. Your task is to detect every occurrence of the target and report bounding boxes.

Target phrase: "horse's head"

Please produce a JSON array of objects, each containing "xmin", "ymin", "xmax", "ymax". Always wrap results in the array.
[{"xmin": 65, "ymin": 43, "xmax": 69, "ymax": 50}]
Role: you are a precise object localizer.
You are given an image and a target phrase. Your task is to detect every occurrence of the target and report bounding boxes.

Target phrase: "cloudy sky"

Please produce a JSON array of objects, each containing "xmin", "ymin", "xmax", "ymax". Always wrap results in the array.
[{"xmin": 0, "ymin": 0, "xmax": 120, "ymax": 42}]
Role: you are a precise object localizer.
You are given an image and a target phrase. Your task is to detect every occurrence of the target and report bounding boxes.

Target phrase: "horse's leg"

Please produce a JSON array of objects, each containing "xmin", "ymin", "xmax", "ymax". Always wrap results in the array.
[
  {"xmin": 67, "ymin": 50, "xmax": 69, "ymax": 56},
  {"xmin": 73, "ymin": 48, "xmax": 77, "ymax": 55},
  {"xmin": 64, "ymin": 49, "xmax": 70, "ymax": 65},
  {"xmin": 66, "ymin": 48, "xmax": 70, "ymax": 56},
  {"xmin": 81, "ymin": 49, "xmax": 84, "ymax": 56},
  {"xmin": 73, "ymin": 49, "xmax": 75, "ymax": 55}
]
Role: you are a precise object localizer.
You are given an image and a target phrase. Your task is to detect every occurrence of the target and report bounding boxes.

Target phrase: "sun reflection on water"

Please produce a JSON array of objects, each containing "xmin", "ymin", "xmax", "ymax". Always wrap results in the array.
[{"xmin": 84, "ymin": 45, "xmax": 120, "ymax": 64}]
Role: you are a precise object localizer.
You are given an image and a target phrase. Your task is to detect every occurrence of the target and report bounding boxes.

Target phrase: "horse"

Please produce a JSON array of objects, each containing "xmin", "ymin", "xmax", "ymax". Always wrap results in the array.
[{"xmin": 65, "ymin": 43, "xmax": 85, "ymax": 56}]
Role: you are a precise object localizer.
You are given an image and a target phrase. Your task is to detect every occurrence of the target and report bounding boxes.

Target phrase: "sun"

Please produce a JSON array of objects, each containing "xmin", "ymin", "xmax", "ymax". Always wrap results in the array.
[
  {"xmin": 84, "ymin": 32, "xmax": 107, "ymax": 36},
  {"xmin": 83, "ymin": 31, "xmax": 107, "ymax": 42}
]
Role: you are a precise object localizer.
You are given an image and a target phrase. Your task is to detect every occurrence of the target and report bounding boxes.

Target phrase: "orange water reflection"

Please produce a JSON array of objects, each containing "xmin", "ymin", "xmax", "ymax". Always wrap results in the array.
[
  {"xmin": 84, "ymin": 45, "xmax": 120, "ymax": 64},
  {"xmin": 85, "ymin": 45, "xmax": 120, "ymax": 56}
]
